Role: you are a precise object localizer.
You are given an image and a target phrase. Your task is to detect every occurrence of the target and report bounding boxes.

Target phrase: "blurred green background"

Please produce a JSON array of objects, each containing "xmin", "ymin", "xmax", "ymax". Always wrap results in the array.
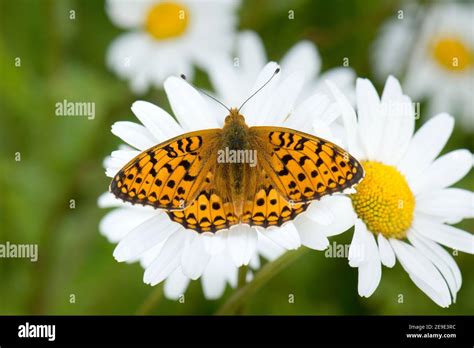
[{"xmin": 0, "ymin": 0, "xmax": 472, "ymax": 315}]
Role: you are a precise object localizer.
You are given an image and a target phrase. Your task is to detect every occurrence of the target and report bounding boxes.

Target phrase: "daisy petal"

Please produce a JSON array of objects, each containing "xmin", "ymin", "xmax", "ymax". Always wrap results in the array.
[
  {"xmin": 129, "ymin": 69, "xmax": 151, "ymax": 95},
  {"xmin": 261, "ymin": 222, "xmax": 301, "ymax": 250},
  {"xmin": 411, "ymin": 149, "xmax": 473, "ymax": 194},
  {"xmin": 98, "ymin": 192, "xmax": 126, "ymax": 208},
  {"xmin": 221, "ymin": 254, "xmax": 239, "ymax": 288},
  {"xmin": 410, "ymin": 230, "xmax": 462, "ymax": 292},
  {"xmin": 113, "ymin": 213, "xmax": 181, "ymax": 262},
  {"xmin": 106, "ymin": 32, "xmax": 150, "ymax": 78},
  {"xmin": 306, "ymin": 195, "xmax": 356, "ymax": 236},
  {"xmin": 110, "ymin": 149, "xmax": 140, "ymax": 163},
  {"xmin": 226, "ymin": 226, "xmax": 258, "ymax": 266},
  {"xmin": 377, "ymin": 234, "xmax": 396, "ymax": 268},
  {"xmin": 262, "ymin": 70, "xmax": 306, "ymax": 125},
  {"xmin": 207, "ymin": 31, "xmax": 265, "ymax": 106},
  {"xmin": 416, "ymin": 188, "xmax": 474, "ymax": 222},
  {"xmin": 313, "ymin": 100, "xmax": 341, "ymax": 127},
  {"xmin": 237, "ymin": 31, "xmax": 266, "ymax": 77},
  {"xmin": 201, "ymin": 253, "xmax": 233, "ymax": 299},
  {"xmin": 357, "ymin": 229, "xmax": 381, "ymax": 297},
  {"xmin": 105, "ymin": 0, "xmax": 150, "ymax": 29},
  {"xmin": 408, "ymin": 232, "xmax": 459, "ymax": 301},
  {"xmin": 281, "ymin": 40, "xmax": 321, "ymax": 81},
  {"xmin": 305, "ymin": 199, "xmax": 334, "ymax": 226},
  {"xmin": 164, "ymin": 76, "xmax": 218, "ymax": 131},
  {"xmin": 105, "ymin": 165, "xmax": 121, "ymax": 178},
  {"xmin": 139, "ymin": 242, "xmax": 165, "ymax": 269},
  {"xmin": 313, "ymin": 67, "xmax": 355, "ymax": 105},
  {"xmin": 408, "ymin": 273, "xmax": 451, "ymax": 308},
  {"xmin": 398, "ymin": 113, "xmax": 454, "ymax": 181},
  {"xmin": 349, "ymin": 219, "xmax": 368, "ymax": 267},
  {"xmin": 377, "ymin": 77, "xmax": 415, "ymax": 164},
  {"xmin": 164, "ymin": 267, "xmax": 190, "ymax": 300},
  {"xmin": 256, "ymin": 231, "xmax": 285, "ymax": 261},
  {"xmin": 243, "ymin": 62, "xmax": 280, "ymax": 124},
  {"xmin": 355, "ymin": 78, "xmax": 381, "ymax": 159},
  {"xmin": 131, "ymin": 101, "xmax": 183, "ymax": 141},
  {"xmin": 181, "ymin": 235, "xmax": 211, "ymax": 280},
  {"xmin": 111, "ymin": 121, "xmax": 157, "ymax": 150},
  {"xmin": 284, "ymin": 93, "xmax": 330, "ymax": 130},
  {"xmin": 293, "ymin": 216, "xmax": 329, "ymax": 250},
  {"xmin": 326, "ymin": 80, "xmax": 363, "ymax": 158},
  {"xmin": 381, "ymin": 75, "xmax": 403, "ymax": 102},
  {"xmin": 104, "ymin": 149, "xmax": 140, "ymax": 177},
  {"xmin": 390, "ymin": 239, "xmax": 451, "ymax": 307},
  {"xmin": 143, "ymin": 231, "xmax": 190, "ymax": 286},
  {"xmin": 201, "ymin": 231, "xmax": 227, "ymax": 255},
  {"xmin": 249, "ymin": 252, "xmax": 260, "ymax": 270},
  {"xmin": 99, "ymin": 207, "xmax": 155, "ymax": 243},
  {"xmin": 311, "ymin": 119, "xmax": 339, "ymax": 143},
  {"xmin": 413, "ymin": 216, "xmax": 474, "ymax": 254}
]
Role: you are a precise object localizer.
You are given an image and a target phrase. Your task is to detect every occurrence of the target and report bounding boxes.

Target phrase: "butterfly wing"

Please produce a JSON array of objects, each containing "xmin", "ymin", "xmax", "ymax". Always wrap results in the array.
[
  {"xmin": 241, "ymin": 172, "xmax": 308, "ymax": 228},
  {"xmin": 166, "ymin": 173, "xmax": 239, "ymax": 232},
  {"xmin": 167, "ymin": 170, "xmax": 307, "ymax": 232},
  {"xmin": 110, "ymin": 129, "xmax": 222, "ymax": 210},
  {"xmin": 249, "ymin": 126, "xmax": 364, "ymax": 203}
]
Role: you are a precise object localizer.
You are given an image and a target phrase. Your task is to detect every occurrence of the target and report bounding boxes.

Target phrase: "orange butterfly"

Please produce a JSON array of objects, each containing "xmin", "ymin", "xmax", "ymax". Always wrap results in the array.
[{"xmin": 110, "ymin": 72, "xmax": 364, "ymax": 233}]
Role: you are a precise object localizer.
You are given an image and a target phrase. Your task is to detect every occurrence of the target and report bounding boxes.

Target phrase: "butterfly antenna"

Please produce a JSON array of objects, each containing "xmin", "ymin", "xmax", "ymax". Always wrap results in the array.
[
  {"xmin": 180, "ymin": 74, "xmax": 231, "ymax": 113},
  {"xmin": 238, "ymin": 67, "xmax": 280, "ymax": 113}
]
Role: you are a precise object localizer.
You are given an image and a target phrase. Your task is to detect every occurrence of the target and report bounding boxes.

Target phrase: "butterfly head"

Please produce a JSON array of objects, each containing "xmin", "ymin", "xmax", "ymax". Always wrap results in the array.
[{"xmin": 224, "ymin": 108, "xmax": 246, "ymax": 126}]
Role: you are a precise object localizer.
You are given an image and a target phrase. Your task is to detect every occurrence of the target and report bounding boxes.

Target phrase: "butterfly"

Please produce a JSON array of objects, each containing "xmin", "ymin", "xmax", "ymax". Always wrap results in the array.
[{"xmin": 110, "ymin": 107, "xmax": 364, "ymax": 234}]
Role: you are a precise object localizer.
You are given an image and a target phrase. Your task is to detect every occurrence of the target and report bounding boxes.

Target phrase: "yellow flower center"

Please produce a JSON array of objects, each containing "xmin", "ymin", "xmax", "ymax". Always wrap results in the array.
[
  {"xmin": 432, "ymin": 36, "xmax": 472, "ymax": 71},
  {"xmin": 350, "ymin": 161, "xmax": 415, "ymax": 239},
  {"xmin": 145, "ymin": 2, "xmax": 189, "ymax": 40}
]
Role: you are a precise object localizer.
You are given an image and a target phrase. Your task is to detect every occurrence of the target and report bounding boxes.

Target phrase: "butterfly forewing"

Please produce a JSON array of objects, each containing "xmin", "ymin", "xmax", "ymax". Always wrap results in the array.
[
  {"xmin": 250, "ymin": 126, "xmax": 364, "ymax": 204},
  {"xmin": 110, "ymin": 129, "xmax": 222, "ymax": 210}
]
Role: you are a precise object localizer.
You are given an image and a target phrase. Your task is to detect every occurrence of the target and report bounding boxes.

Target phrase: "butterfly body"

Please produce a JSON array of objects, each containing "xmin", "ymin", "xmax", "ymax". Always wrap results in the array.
[
  {"xmin": 110, "ymin": 109, "xmax": 364, "ymax": 233},
  {"xmin": 217, "ymin": 109, "xmax": 258, "ymax": 216}
]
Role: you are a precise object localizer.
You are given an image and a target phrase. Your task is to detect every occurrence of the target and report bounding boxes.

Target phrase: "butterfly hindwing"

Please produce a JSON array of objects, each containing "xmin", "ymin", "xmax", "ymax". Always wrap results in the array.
[
  {"xmin": 250, "ymin": 126, "xmax": 364, "ymax": 203},
  {"xmin": 110, "ymin": 129, "xmax": 222, "ymax": 210},
  {"xmin": 241, "ymin": 174, "xmax": 308, "ymax": 228},
  {"xmin": 166, "ymin": 173, "xmax": 239, "ymax": 233},
  {"xmin": 166, "ymin": 175, "xmax": 308, "ymax": 232}
]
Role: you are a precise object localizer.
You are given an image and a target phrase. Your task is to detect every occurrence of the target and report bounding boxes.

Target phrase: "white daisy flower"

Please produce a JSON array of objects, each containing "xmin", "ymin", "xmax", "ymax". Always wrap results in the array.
[
  {"xmin": 326, "ymin": 75, "xmax": 474, "ymax": 307},
  {"xmin": 371, "ymin": 4, "xmax": 419, "ymax": 81},
  {"xmin": 205, "ymin": 30, "xmax": 356, "ymax": 125},
  {"xmin": 98, "ymin": 60, "xmax": 357, "ymax": 299},
  {"xmin": 105, "ymin": 0, "xmax": 240, "ymax": 93},
  {"xmin": 137, "ymin": 222, "xmax": 286, "ymax": 300},
  {"xmin": 372, "ymin": 3, "xmax": 474, "ymax": 130}
]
